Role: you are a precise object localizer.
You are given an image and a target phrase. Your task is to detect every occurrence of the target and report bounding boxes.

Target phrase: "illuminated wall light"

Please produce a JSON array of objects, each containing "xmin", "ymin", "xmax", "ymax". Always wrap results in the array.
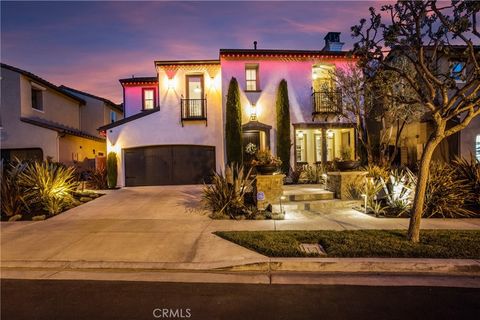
[
  {"xmin": 250, "ymin": 103, "xmax": 257, "ymax": 121},
  {"xmin": 167, "ymin": 77, "xmax": 175, "ymax": 89}
]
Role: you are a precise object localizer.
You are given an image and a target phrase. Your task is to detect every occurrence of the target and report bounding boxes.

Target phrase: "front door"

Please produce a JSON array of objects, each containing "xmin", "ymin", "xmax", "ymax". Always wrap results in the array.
[
  {"xmin": 186, "ymin": 75, "xmax": 204, "ymax": 117},
  {"xmin": 243, "ymin": 131, "xmax": 260, "ymax": 163}
]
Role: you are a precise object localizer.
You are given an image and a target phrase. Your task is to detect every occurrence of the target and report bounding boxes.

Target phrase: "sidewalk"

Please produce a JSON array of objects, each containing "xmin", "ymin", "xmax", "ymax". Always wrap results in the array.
[{"xmin": 2, "ymin": 186, "xmax": 480, "ymax": 287}]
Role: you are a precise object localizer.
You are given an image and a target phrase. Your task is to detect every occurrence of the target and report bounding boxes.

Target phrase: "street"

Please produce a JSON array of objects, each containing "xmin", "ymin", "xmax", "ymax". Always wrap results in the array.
[{"xmin": 1, "ymin": 279, "xmax": 479, "ymax": 320}]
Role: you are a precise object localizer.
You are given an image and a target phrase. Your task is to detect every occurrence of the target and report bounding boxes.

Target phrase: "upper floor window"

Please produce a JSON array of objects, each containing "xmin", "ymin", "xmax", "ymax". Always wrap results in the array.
[
  {"xmin": 31, "ymin": 86, "xmax": 44, "ymax": 111},
  {"xmin": 110, "ymin": 110, "xmax": 117, "ymax": 123},
  {"xmin": 450, "ymin": 61, "xmax": 466, "ymax": 82},
  {"xmin": 245, "ymin": 64, "xmax": 259, "ymax": 91},
  {"xmin": 142, "ymin": 88, "xmax": 155, "ymax": 110}
]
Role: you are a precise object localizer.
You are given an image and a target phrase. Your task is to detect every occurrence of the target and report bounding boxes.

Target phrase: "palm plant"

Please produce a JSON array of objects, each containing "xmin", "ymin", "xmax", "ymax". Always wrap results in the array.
[
  {"xmin": 19, "ymin": 161, "xmax": 78, "ymax": 215},
  {"xmin": 202, "ymin": 164, "xmax": 254, "ymax": 219}
]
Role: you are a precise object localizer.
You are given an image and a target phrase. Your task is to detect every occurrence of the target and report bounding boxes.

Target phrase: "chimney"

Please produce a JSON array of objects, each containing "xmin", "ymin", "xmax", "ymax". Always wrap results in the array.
[
  {"xmin": 323, "ymin": 32, "xmax": 344, "ymax": 52},
  {"xmin": 253, "ymin": 41, "xmax": 257, "ymax": 50}
]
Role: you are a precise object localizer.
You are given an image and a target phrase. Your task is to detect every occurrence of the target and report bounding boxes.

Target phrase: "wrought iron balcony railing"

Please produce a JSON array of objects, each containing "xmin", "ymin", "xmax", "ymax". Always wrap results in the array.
[
  {"xmin": 180, "ymin": 98, "xmax": 207, "ymax": 126},
  {"xmin": 312, "ymin": 90, "xmax": 342, "ymax": 115}
]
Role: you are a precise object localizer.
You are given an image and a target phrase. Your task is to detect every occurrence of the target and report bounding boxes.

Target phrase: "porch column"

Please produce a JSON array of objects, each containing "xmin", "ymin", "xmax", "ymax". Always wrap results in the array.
[{"xmin": 321, "ymin": 128, "xmax": 328, "ymax": 165}]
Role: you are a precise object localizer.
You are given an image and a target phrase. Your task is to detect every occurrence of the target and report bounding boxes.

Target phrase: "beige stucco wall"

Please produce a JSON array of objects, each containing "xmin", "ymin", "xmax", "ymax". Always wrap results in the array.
[
  {"xmin": 63, "ymin": 89, "xmax": 123, "ymax": 137},
  {"xmin": 1, "ymin": 68, "xmax": 59, "ymax": 160},
  {"xmin": 59, "ymin": 135, "xmax": 106, "ymax": 166},
  {"xmin": 460, "ymin": 116, "xmax": 480, "ymax": 160},
  {"xmin": 19, "ymin": 75, "xmax": 81, "ymax": 129}
]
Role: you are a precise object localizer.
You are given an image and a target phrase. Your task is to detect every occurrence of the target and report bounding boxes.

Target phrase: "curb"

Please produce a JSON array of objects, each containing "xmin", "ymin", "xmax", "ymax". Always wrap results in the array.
[{"xmin": 2, "ymin": 257, "xmax": 480, "ymax": 276}]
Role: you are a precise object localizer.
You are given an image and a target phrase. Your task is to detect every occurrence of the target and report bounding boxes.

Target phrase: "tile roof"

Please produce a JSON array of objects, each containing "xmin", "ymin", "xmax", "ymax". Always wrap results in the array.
[
  {"xmin": 1, "ymin": 63, "xmax": 86, "ymax": 105},
  {"xmin": 98, "ymin": 107, "xmax": 161, "ymax": 131},
  {"xmin": 21, "ymin": 117, "xmax": 105, "ymax": 142},
  {"xmin": 219, "ymin": 49, "xmax": 352, "ymax": 58},
  {"xmin": 119, "ymin": 76, "xmax": 158, "ymax": 85}
]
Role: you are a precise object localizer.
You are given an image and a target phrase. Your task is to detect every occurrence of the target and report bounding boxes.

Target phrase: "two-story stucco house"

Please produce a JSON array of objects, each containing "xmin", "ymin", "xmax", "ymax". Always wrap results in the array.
[
  {"xmin": 100, "ymin": 32, "xmax": 357, "ymax": 187},
  {"xmin": 0, "ymin": 63, "xmax": 122, "ymax": 166},
  {"xmin": 381, "ymin": 46, "xmax": 480, "ymax": 166}
]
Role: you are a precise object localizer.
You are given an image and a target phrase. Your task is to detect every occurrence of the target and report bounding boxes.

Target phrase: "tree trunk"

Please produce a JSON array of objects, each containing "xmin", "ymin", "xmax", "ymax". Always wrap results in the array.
[{"xmin": 407, "ymin": 137, "xmax": 441, "ymax": 242}]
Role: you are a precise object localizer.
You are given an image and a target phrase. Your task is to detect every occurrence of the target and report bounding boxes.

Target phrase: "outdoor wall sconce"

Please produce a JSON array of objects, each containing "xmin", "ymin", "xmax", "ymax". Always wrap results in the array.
[
  {"xmin": 250, "ymin": 103, "xmax": 257, "ymax": 121},
  {"xmin": 167, "ymin": 77, "xmax": 175, "ymax": 89}
]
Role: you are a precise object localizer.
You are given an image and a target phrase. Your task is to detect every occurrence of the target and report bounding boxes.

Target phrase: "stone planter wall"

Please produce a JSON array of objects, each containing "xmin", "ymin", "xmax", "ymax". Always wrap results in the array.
[
  {"xmin": 256, "ymin": 174, "xmax": 285, "ymax": 210},
  {"xmin": 326, "ymin": 171, "xmax": 367, "ymax": 200}
]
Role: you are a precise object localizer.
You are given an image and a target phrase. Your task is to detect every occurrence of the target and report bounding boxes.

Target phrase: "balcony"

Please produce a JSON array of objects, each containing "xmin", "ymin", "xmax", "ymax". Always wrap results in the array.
[
  {"xmin": 311, "ymin": 90, "xmax": 342, "ymax": 119},
  {"xmin": 180, "ymin": 98, "xmax": 207, "ymax": 126}
]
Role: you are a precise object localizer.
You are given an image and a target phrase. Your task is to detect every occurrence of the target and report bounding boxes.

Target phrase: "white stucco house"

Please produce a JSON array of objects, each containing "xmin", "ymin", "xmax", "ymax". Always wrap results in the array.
[{"xmin": 100, "ymin": 32, "xmax": 361, "ymax": 187}]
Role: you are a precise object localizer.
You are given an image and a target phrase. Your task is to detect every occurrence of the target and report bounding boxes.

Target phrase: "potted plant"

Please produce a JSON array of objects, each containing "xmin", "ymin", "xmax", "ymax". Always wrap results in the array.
[
  {"xmin": 335, "ymin": 146, "xmax": 361, "ymax": 171},
  {"xmin": 251, "ymin": 149, "xmax": 282, "ymax": 175}
]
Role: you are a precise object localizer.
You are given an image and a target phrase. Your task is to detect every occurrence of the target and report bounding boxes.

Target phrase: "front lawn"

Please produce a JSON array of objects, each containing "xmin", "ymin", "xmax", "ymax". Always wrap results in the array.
[{"xmin": 215, "ymin": 230, "xmax": 480, "ymax": 259}]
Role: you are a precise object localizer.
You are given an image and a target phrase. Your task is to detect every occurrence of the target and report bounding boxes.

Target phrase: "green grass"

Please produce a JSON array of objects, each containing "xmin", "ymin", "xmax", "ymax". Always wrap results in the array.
[{"xmin": 214, "ymin": 230, "xmax": 480, "ymax": 259}]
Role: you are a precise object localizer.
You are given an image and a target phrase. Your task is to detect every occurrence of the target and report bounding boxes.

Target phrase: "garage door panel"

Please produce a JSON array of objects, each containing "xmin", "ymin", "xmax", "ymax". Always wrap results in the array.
[
  {"xmin": 124, "ymin": 145, "xmax": 215, "ymax": 186},
  {"xmin": 124, "ymin": 149, "xmax": 145, "ymax": 187},
  {"xmin": 144, "ymin": 147, "xmax": 172, "ymax": 186}
]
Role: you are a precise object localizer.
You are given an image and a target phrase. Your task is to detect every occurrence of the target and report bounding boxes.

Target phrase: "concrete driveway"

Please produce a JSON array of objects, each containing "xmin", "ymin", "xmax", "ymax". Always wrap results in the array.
[
  {"xmin": 2, "ymin": 186, "xmax": 480, "ymax": 271},
  {"xmin": 0, "ymin": 186, "xmax": 267, "ymax": 269}
]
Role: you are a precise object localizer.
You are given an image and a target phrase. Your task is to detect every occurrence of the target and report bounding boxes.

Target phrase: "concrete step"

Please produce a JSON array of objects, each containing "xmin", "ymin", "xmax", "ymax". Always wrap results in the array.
[
  {"xmin": 274, "ymin": 199, "xmax": 361, "ymax": 212},
  {"xmin": 282, "ymin": 185, "xmax": 334, "ymax": 201},
  {"xmin": 285, "ymin": 191, "xmax": 334, "ymax": 201}
]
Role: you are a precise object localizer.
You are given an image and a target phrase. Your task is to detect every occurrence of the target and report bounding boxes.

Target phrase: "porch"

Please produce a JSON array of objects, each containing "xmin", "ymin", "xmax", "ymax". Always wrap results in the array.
[{"xmin": 293, "ymin": 123, "xmax": 356, "ymax": 167}]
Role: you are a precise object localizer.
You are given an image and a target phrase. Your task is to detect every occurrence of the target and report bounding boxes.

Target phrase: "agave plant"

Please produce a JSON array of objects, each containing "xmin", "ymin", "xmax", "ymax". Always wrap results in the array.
[
  {"xmin": 1, "ymin": 159, "xmax": 29, "ymax": 217},
  {"xmin": 424, "ymin": 162, "xmax": 476, "ymax": 218},
  {"xmin": 19, "ymin": 161, "xmax": 78, "ymax": 215},
  {"xmin": 202, "ymin": 163, "xmax": 254, "ymax": 219},
  {"xmin": 453, "ymin": 155, "xmax": 480, "ymax": 206},
  {"xmin": 380, "ymin": 168, "xmax": 416, "ymax": 216}
]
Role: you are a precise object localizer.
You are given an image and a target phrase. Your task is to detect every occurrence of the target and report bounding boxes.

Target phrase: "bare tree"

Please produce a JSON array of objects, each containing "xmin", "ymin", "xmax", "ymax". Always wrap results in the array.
[
  {"xmin": 331, "ymin": 63, "xmax": 422, "ymax": 167},
  {"xmin": 352, "ymin": 1, "xmax": 480, "ymax": 242},
  {"xmin": 330, "ymin": 64, "xmax": 375, "ymax": 164}
]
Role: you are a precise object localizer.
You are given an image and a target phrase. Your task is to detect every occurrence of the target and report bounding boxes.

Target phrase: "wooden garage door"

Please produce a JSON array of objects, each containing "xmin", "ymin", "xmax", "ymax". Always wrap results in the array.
[{"xmin": 124, "ymin": 145, "xmax": 215, "ymax": 186}]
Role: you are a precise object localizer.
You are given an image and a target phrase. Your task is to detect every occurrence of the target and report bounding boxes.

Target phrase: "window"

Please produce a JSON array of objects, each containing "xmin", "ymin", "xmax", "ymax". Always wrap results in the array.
[
  {"xmin": 450, "ymin": 61, "xmax": 466, "ymax": 82},
  {"xmin": 245, "ymin": 64, "xmax": 259, "ymax": 91},
  {"xmin": 296, "ymin": 132, "xmax": 307, "ymax": 163},
  {"xmin": 142, "ymin": 88, "xmax": 155, "ymax": 110},
  {"xmin": 31, "ymin": 88, "xmax": 43, "ymax": 111},
  {"xmin": 476, "ymin": 135, "xmax": 480, "ymax": 161},
  {"xmin": 314, "ymin": 133, "xmax": 322, "ymax": 162},
  {"xmin": 110, "ymin": 111, "xmax": 117, "ymax": 123}
]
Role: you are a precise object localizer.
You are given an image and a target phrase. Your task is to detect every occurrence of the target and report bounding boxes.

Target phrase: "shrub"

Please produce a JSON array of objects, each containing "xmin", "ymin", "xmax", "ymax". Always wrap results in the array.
[
  {"xmin": 251, "ymin": 149, "xmax": 282, "ymax": 167},
  {"xmin": 453, "ymin": 155, "xmax": 480, "ymax": 206},
  {"xmin": 380, "ymin": 168, "xmax": 416, "ymax": 216},
  {"xmin": 107, "ymin": 152, "xmax": 117, "ymax": 189},
  {"xmin": 19, "ymin": 161, "xmax": 78, "ymax": 215},
  {"xmin": 303, "ymin": 165, "xmax": 323, "ymax": 184},
  {"xmin": 424, "ymin": 162, "xmax": 475, "ymax": 218},
  {"xmin": 87, "ymin": 167, "xmax": 108, "ymax": 190},
  {"xmin": 289, "ymin": 165, "xmax": 304, "ymax": 184},
  {"xmin": 202, "ymin": 164, "xmax": 254, "ymax": 219},
  {"xmin": 276, "ymin": 79, "xmax": 291, "ymax": 174},
  {"xmin": 345, "ymin": 179, "xmax": 364, "ymax": 200},
  {"xmin": 225, "ymin": 77, "xmax": 242, "ymax": 164},
  {"xmin": 365, "ymin": 164, "xmax": 389, "ymax": 181},
  {"xmin": 1, "ymin": 159, "xmax": 29, "ymax": 217}
]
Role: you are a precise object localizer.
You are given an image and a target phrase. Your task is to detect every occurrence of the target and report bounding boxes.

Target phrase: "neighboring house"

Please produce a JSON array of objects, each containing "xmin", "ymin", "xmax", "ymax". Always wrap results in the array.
[
  {"xmin": 380, "ymin": 46, "xmax": 480, "ymax": 166},
  {"xmin": 100, "ymin": 32, "xmax": 357, "ymax": 187},
  {"xmin": 0, "ymin": 63, "xmax": 116, "ymax": 166},
  {"xmin": 59, "ymin": 85, "xmax": 123, "ymax": 137}
]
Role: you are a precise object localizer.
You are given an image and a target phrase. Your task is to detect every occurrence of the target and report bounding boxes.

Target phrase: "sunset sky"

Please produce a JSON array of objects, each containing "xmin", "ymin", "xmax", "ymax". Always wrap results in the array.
[{"xmin": 1, "ymin": 1, "xmax": 389, "ymax": 102}]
